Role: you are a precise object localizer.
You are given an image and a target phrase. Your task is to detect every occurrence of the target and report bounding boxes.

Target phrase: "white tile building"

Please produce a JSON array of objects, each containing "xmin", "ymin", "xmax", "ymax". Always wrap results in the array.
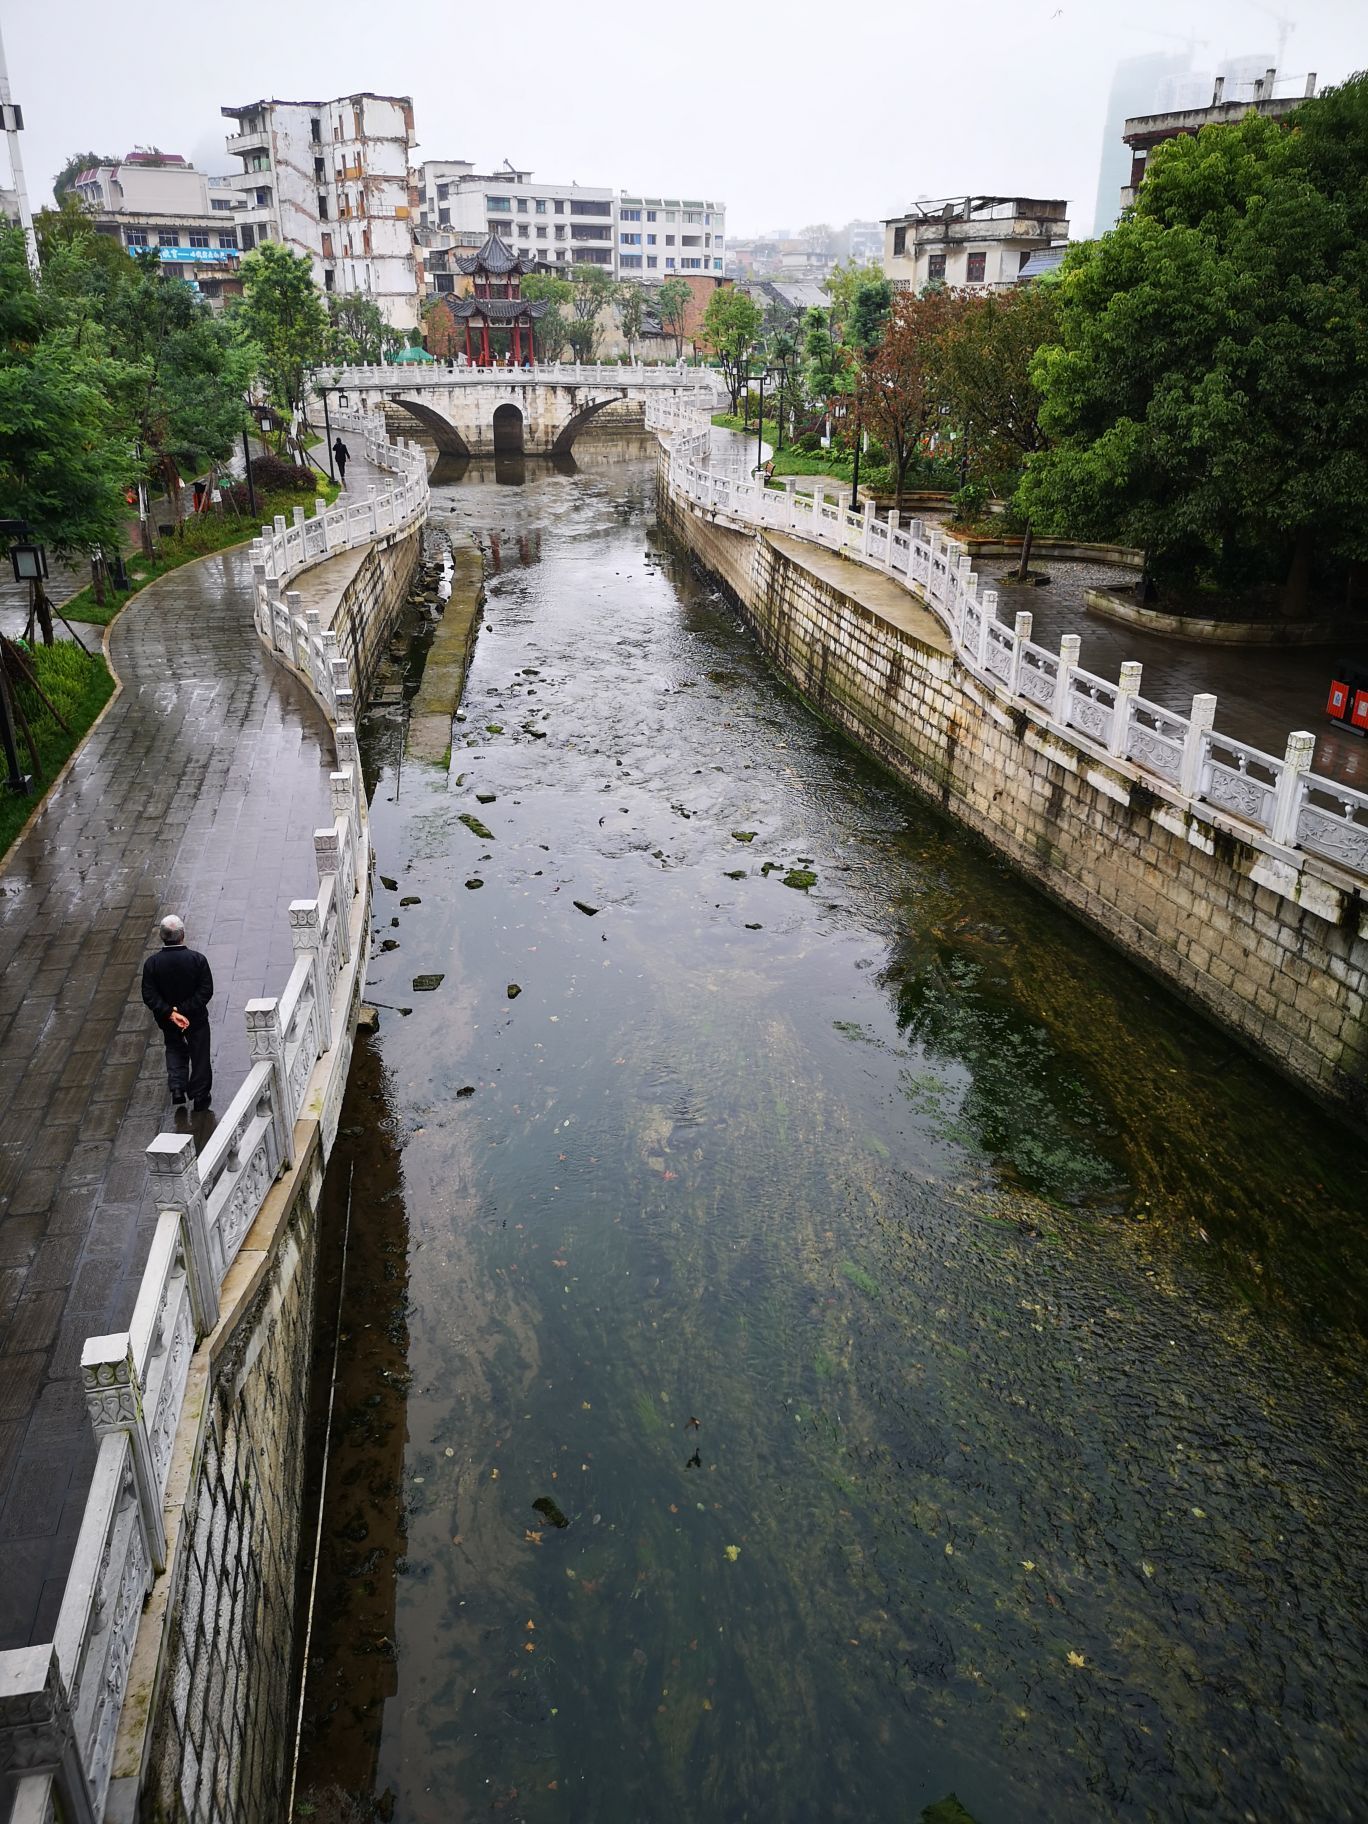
[
  {"xmin": 882, "ymin": 196, "xmax": 1069, "ymax": 293},
  {"xmin": 222, "ymin": 93, "xmax": 418, "ymax": 328},
  {"xmin": 414, "ymin": 160, "xmax": 725, "ymax": 281},
  {"xmin": 69, "ymin": 152, "xmax": 244, "ymax": 305}
]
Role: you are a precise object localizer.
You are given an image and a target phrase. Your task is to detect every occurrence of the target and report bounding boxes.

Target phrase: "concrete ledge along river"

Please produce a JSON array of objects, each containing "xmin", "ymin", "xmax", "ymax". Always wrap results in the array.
[{"xmin": 291, "ymin": 445, "xmax": 1368, "ymax": 1824}]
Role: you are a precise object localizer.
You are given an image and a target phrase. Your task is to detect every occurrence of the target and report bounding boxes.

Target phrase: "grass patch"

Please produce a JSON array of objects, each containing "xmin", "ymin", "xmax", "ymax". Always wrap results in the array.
[
  {"xmin": 62, "ymin": 479, "xmax": 341, "ymax": 626},
  {"xmin": 0, "ymin": 642, "xmax": 116, "ymax": 861}
]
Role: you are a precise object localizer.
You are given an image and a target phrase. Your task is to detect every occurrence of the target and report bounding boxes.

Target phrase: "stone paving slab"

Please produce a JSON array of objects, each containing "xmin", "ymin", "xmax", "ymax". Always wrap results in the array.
[{"xmin": 0, "ymin": 466, "xmax": 387, "ymax": 1650}]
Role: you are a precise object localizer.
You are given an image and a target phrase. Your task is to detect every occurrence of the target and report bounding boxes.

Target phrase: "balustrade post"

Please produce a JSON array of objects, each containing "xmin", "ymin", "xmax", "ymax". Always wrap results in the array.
[
  {"xmin": 252, "ymin": 561, "xmax": 271, "ymax": 641},
  {"xmin": 80, "ymin": 1336, "xmax": 167, "ymax": 1573},
  {"xmin": 315, "ymin": 826, "xmax": 352, "ymax": 963},
  {"xmin": 0, "ymin": 1644, "xmax": 98, "ymax": 1824},
  {"xmin": 1272, "ymin": 729, "xmax": 1316, "ymax": 846},
  {"xmin": 1180, "ymin": 693, "xmax": 1217, "ymax": 797},
  {"xmin": 273, "ymin": 513, "xmax": 287, "ymax": 541},
  {"xmin": 335, "ymin": 684, "xmax": 355, "ymax": 726},
  {"xmin": 1053, "ymin": 634, "xmax": 1081, "ymax": 725},
  {"xmin": 977, "ymin": 590, "xmax": 996, "ymax": 670},
  {"xmin": 861, "ymin": 499, "xmax": 877, "ymax": 559},
  {"xmin": 884, "ymin": 509, "xmax": 898, "ymax": 573},
  {"xmin": 1008, "ymin": 611, "xmax": 1032, "ymax": 696},
  {"xmin": 146, "ymin": 1133, "xmax": 219, "ymax": 1332},
  {"xmin": 245, "ymin": 997, "xmax": 295, "ymax": 1168},
  {"xmin": 290, "ymin": 898, "xmax": 334, "ymax": 1055},
  {"xmin": 1110, "ymin": 661, "xmax": 1142, "ymax": 757}
]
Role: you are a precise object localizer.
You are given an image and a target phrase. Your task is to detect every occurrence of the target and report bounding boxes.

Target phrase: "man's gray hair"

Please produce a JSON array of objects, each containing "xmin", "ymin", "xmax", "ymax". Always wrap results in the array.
[{"xmin": 160, "ymin": 914, "xmax": 186, "ymax": 946}]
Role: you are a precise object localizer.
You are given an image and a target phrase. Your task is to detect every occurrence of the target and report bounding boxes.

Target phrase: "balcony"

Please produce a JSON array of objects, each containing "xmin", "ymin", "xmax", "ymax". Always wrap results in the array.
[{"xmin": 224, "ymin": 126, "xmax": 268, "ymax": 159}]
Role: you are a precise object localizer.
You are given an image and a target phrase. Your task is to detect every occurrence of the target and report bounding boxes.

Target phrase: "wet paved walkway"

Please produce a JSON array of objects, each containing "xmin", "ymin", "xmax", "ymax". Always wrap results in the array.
[{"xmin": 0, "ymin": 468, "xmax": 383, "ymax": 1648}]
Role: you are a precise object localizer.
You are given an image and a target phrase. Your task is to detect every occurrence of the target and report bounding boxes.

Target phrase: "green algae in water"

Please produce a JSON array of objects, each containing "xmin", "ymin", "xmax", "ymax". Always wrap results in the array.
[
  {"xmin": 841, "ymin": 1260, "xmax": 880, "ymax": 1298},
  {"xmin": 783, "ymin": 869, "xmax": 818, "ymax": 889},
  {"xmin": 459, "ymin": 812, "xmax": 494, "ymax": 840},
  {"xmin": 531, "ymin": 1494, "xmax": 569, "ymax": 1529},
  {"xmin": 731, "ymin": 830, "xmax": 757, "ymax": 843}
]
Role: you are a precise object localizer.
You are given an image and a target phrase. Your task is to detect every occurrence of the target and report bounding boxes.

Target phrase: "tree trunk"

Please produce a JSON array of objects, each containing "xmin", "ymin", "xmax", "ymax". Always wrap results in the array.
[
  {"xmin": 31, "ymin": 579, "xmax": 54, "ymax": 648},
  {"xmin": 1281, "ymin": 527, "xmax": 1314, "ymax": 620},
  {"xmin": 1016, "ymin": 521, "xmax": 1034, "ymax": 583},
  {"xmin": 91, "ymin": 553, "xmax": 106, "ymax": 608}
]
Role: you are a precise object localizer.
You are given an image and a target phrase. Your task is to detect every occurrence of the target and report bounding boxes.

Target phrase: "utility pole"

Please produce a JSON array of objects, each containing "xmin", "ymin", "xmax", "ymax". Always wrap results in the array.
[{"xmin": 0, "ymin": 17, "xmax": 38, "ymax": 272}]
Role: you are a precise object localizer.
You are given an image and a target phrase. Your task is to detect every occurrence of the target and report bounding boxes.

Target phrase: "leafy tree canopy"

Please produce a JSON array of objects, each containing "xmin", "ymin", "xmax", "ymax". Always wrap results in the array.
[
  {"xmin": 51, "ymin": 151, "xmax": 116, "ymax": 205},
  {"xmin": 231, "ymin": 242, "xmax": 329, "ymax": 417},
  {"xmin": 656, "ymin": 278, "xmax": 691, "ymax": 357},
  {"xmin": 699, "ymin": 287, "xmax": 763, "ymax": 413},
  {"xmin": 1021, "ymin": 79, "xmax": 1368, "ymax": 604}
]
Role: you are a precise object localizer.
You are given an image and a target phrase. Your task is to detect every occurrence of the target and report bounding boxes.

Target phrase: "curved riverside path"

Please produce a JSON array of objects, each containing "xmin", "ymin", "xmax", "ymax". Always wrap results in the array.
[{"xmin": 0, "ymin": 473, "xmax": 385, "ymax": 1650}]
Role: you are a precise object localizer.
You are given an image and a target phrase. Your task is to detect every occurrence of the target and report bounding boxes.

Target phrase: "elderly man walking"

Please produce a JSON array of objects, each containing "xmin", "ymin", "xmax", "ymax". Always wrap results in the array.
[{"xmin": 141, "ymin": 914, "xmax": 214, "ymax": 1110}]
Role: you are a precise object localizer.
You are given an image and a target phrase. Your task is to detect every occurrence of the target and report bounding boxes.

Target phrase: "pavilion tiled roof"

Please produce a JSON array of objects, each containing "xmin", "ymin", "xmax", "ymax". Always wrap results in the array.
[
  {"xmin": 451, "ymin": 231, "xmax": 534, "ymax": 277},
  {"xmin": 444, "ymin": 295, "xmax": 549, "ymax": 322}
]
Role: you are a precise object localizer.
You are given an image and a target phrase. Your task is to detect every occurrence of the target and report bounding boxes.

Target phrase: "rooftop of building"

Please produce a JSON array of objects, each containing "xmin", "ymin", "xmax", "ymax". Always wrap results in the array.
[
  {"xmin": 1123, "ymin": 67, "xmax": 1317, "ymax": 141},
  {"xmin": 884, "ymin": 195, "xmax": 1068, "ymax": 226},
  {"xmin": 221, "ymin": 92, "xmax": 412, "ymax": 118}
]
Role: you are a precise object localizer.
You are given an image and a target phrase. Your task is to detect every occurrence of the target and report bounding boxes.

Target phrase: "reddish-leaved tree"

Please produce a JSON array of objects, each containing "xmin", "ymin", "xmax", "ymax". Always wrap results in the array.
[{"xmin": 853, "ymin": 287, "xmax": 967, "ymax": 506}]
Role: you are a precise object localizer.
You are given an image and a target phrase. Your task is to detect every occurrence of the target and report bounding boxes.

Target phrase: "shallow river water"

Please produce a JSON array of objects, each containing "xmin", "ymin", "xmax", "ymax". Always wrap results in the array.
[{"xmin": 294, "ymin": 450, "xmax": 1368, "ymax": 1824}]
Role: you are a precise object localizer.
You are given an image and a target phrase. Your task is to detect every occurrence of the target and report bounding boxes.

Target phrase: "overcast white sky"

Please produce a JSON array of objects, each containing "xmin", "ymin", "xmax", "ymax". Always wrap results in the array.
[{"xmin": 4, "ymin": 0, "xmax": 1363, "ymax": 238}]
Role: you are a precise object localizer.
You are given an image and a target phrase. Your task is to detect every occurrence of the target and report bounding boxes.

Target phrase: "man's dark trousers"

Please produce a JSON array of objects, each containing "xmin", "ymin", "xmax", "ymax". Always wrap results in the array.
[{"xmin": 161, "ymin": 1020, "xmax": 212, "ymax": 1106}]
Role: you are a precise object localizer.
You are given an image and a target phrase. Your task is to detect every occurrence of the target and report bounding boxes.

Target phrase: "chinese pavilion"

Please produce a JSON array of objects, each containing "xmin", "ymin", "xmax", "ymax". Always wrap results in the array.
[{"xmin": 444, "ymin": 232, "xmax": 549, "ymax": 367}]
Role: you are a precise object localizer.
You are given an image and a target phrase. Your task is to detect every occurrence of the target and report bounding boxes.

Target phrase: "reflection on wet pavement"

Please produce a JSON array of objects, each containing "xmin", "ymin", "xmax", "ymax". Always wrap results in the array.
[{"xmin": 296, "ymin": 450, "xmax": 1368, "ymax": 1824}]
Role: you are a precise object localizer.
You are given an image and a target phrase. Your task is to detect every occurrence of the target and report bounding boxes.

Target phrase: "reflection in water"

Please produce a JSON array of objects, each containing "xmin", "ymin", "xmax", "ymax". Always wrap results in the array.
[{"xmin": 297, "ymin": 455, "xmax": 1368, "ymax": 1824}]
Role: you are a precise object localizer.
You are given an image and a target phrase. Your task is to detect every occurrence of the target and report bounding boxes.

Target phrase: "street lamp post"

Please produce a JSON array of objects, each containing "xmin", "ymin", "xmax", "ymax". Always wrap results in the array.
[
  {"xmin": 756, "ymin": 368, "xmax": 771, "ymax": 479},
  {"xmin": 320, "ymin": 386, "xmax": 336, "ymax": 482},
  {"xmin": 850, "ymin": 407, "xmax": 863, "ymax": 514}
]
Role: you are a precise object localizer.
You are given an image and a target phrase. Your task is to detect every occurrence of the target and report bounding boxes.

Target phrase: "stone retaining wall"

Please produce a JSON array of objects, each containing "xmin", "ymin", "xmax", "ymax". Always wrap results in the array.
[
  {"xmin": 658, "ymin": 470, "xmax": 1368, "ymax": 1126},
  {"xmin": 331, "ymin": 529, "xmax": 422, "ymax": 698}
]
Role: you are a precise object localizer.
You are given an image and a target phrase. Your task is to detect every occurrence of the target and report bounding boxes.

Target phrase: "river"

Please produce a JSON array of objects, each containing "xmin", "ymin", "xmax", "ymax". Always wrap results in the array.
[{"xmin": 293, "ymin": 446, "xmax": 1368, "ymax": 1824}]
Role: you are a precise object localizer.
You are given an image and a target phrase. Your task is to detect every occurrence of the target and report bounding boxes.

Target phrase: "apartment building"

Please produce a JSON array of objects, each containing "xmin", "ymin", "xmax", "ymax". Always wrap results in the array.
[
  {"xmin": 70, "ymin": 151, "xmax": 243, "ymax": 306},
  {"xmin": 616, "ymin": 194, "xmax": 726, "ymax": 278},
  {"xmin": 882, "ymin": 196, "xmax": 1069, "ymax": 292},
  {"xmin": 221, "ymin": 93, "xmax": 418, "ymax": 328},
  {"xmin": 414, "ymin": 160, "xmax": 726, "ymax": 280},
  {"xmin": 1119, "ymin": 65, "xmax": 1317, "ymax": 213}
]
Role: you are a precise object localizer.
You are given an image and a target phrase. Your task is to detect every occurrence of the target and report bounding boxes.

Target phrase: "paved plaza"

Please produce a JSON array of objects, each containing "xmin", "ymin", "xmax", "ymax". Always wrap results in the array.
[{"xmin": 0, "ymin": 521, "xmax": 357, "ymax": 1647}]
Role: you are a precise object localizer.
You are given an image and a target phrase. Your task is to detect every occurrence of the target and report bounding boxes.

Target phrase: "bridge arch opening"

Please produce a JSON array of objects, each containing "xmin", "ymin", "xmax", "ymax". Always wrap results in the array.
[{"xmin": 493, "ymin": 403, "xmax": 525, "ymax": 454}]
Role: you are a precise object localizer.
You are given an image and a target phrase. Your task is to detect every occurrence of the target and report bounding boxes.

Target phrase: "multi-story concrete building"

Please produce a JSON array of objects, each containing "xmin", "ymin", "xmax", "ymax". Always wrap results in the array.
[
  {"xmin": 616, "ymin": 193, "xmax": 725, "ymax": 278},
  {"xmin": 882, "ymin": 196, "xmax": 1069, "ymax": 292},
  {"xmin": 414, "ymin": 159, "xmax": 725, "ymax": 280},
  {"xmin": 69, "ymin": 151, "xmax": 244, "ymax": 306},
  {"xmin": 221, "ymin": 93, "xmax": 418, "ymax": 328},
  {"xmin": 1119, "ymin": 66, "xmax": 1318, "ymax": 214}
]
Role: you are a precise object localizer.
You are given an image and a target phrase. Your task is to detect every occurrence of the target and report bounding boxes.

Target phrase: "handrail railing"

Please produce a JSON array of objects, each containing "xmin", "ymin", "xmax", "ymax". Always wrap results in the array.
[
  {"xmin": 0, "ymin": 412, "xmax": 425, "ymax": 1824},
  {"xmin": 645, "ymin": 391, "xmax": 1368, "ymax": 884},
  {"xmin": 317, "ymin": 360, "xmax": 727, "ymax": 392}
]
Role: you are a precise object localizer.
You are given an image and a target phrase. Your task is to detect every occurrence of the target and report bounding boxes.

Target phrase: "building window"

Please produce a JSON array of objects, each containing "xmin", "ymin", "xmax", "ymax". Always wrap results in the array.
[
  {"xmin": 1019, "ymin": 249, "xmax": 1033, "ymax": 271},
  {"xmin": 620, "ymin": 253, "xmax": 643, "ymax": 268},
  {"xmin": 436, "ymin": 272, "xmax": 454, "ymax": 292},
  {"xmin": 536, "ymin": 225, "xmax": 547, "ymax": 239},
  {"xmin": 438, "ymin": 207, "xmax": 450, "ymax": 226},
  {"xmin": 189, "ymin": 231, "xmax": 210, "ymax": 248},
  {"xmin": 712, "ymin": 258, "xmax": 722, "ymax": 270},
  {"xmin": 665, "ymin": 256, "xmax": 675, "ymax": 268},
  {"xmin": 927, "ymin": 251, "xmax": 946, "ymax": 280},
  {"xmin": 218, "ymin": 233, "xmax": 236, "ymax": 249},
  {"xmin": 682, "ymin": 257, "xmax": 702, "ymax": 268},
  {"xmin": 126, "ymin": 229, "xmax": 148, "ymax": 247},
  {"xmin": 324, "ymin": 267, "xmax": 334, "ymax": 290},
  {"xmin": 317, "ymin": 194, "xmax": 329, "ymax": 220},
  {"xmin": 664, "ymin": 211, "xmax": 675, "ymax": 223},
  {"xmin": 554, "ymin": 224, "xmax": 565, "ymax": 240},
  {"xmin": 517, "ymin": 198, "xmax": 527, "ymax": 212},
  {"xmin": 486, "ymin": 195, "xmax": 511, "ymax": 211},
  {"xmin": 535, "ymin": 199, "xmax": 546, "ymax": 213},
  {"xmin": 158, "ymin": 231, "xmax": 181, "ymax": 247},
  {"xmin": 255, "ymin": 189, "xmax": 270, "ymax": 207},
  {"xmin": 554, "ymin": 200, "xmax": 564, "ymax": 213},
  {"xmin": 892, "ymin": 225, "xmax": 908, "ymax": 256},
  {"xmin": 621, "ymin": 207, "xmax": 641, "ymax": 221},
  {"xmin": 665, "ymin": 234, "xmax": 675, "ymax": 246},
  {"xmin": 211, "ymin": 198, "xmax": 230, "ymax": 211},
  {"xmin": 646, "ymin": 256, "xmax": 657, "ymax": 268},
  {"xmin": 646, "ymin": 209, "xmax": 656, "ymax": 222},
  {"xmin": 966, "ymin": 250, "xmax": 986, "ymax": 283},
  {"xmin": 321, "ymin": 232, "xmax": 334, "ymax": 259},
  {"xmin": 437, "ymin": 182, "xmax": 449, "ymax": 199},
  {"xmin": 571, "ymin": 199, "xmax": 612, "ymax": 217},
  {"xmin": 620, "ymin": 232, "xmax": 641, "ymax": 245}
]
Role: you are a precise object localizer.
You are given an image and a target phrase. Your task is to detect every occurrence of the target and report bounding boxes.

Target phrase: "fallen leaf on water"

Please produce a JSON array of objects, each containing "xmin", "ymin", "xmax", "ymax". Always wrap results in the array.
[
  {"xmin": 524, "ymin": 1530, "xmax": 544, "ymax": 1546},
  {"xmin": 1066, "ymin": 1650, "xmax": 1086, "ymax": 1668},
  {"xmin": 524, "ymin": 1642, "xmax": 536, "ymax": 1654},
  {"xmin": 669, "ymin": 1504, "xmax": 679, "ymax": 1514},
  {"xmin": 581, "ymin": 1401, "xmax": 592, "ymax": 1410},
  {"xmin": 547, "ymin": 1782, "xmax": 558, "ymax": 1791},
  {"xmin": 702, "ymin": 1698, "xmax": 713, "ymax": 1711},
  {"xmin": 525, "ymin": 1620, "xmax": 536, "ymax": 1631},
  {"xmin": 1190, "ymin": 1507, "xmax": 1206, "ymax": 1519},
  {"xmin": 724, "ymin": 1544, "xmax": 741, "ymax": 1562},
  {"xmin": 1141, "ymin": 1560, "xmax": 1156, "ymax": 1579},
  {"xmin": 1021, "ymin": 1559, "xmax": 1036, "ymax": 1572}
]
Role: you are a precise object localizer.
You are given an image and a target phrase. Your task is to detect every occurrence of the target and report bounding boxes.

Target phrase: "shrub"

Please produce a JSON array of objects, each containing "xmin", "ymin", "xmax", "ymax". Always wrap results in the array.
[
  {"xmin": 797, "ymin": 430, "xmax": 821, "ymax": 453},
  {"xmin": 247, "ymin": 454, "xmax": 317, "ymax": 493},
  {"xmin": 951, "ymin": 481, "xmax": 989, "ymax": 523}
]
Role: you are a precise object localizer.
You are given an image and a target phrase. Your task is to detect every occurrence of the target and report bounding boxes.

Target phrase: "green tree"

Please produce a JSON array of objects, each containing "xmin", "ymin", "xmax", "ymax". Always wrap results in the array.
[
  {"xmin": 940, "ymin": 284, "xmax": 1060, "ymax": 575},
  {"xmin": 617, "ymin": 281, "xmax": 645, "ymax": 360},
  {"xmin": 522, "ymin": 272, "xmax": 573, "ymax": 362},
  {"xmin": 233, "ymin": 242, "xmax": 329, "ymax": 421},
  {"xmin": 822, "ymin": 259, "xmax": 887, "ymax": 337},
  {"xmin": 1022, "ymin": 86, "xmax": 1368, "ymax": 609},
  {"xmin": 565, "ymin": 264, "xmax": 617, "ymax": 362},
  {"xmin": 105, "ymin": 257, "xmax": 255, "ymax": 525},
  {"xmin": 699, "ymin": 287, "xmax": 763, "ymax": 413},
  {"xmin": 327, "ymin": 293, "xmax": 389, "ymax": 364},
  {"xmin": 656, "ymin": 278, "xmax": 691, "ymax": 359},
  {"xmin": 0, "ymin": 228, "xmax": 131, "ymax": 642},
  {"xmin": 847, "ymin": 275, "xmax": 893, "ymax": 356}
]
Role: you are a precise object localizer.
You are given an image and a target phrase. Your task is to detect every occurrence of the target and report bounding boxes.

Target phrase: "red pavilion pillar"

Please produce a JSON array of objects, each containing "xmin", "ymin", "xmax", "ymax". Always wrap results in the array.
[
  {"xmin": 481, "ymin": 320, "xmax": 490, "ymax": 367},
  {"xmin": 513, "ymin": 322, "xmax": 522, "ymax": 367},
  {"xmin": 464, "ymin": 321, "xmax": 472, "ymax": 364},
  {"xmin": 527, "ymin": 318, "xmax": 536, "ymax": 367}
]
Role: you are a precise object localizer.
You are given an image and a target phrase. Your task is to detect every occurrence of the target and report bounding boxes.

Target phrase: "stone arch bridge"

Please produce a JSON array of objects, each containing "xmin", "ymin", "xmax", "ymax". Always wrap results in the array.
[{"xmin": 317, "ymin": 363, "xmax": 723, "ymax": 460}]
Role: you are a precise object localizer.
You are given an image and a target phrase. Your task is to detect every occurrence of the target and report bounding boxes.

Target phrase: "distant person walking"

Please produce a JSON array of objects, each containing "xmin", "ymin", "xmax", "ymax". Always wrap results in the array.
[
  {"xmin": 333, "ymin": 437, "xmax": 351, "ymax": 486},
  {"xmin": 141, "ymin": 914, "xmax": 214, "ymax": 1110}
]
